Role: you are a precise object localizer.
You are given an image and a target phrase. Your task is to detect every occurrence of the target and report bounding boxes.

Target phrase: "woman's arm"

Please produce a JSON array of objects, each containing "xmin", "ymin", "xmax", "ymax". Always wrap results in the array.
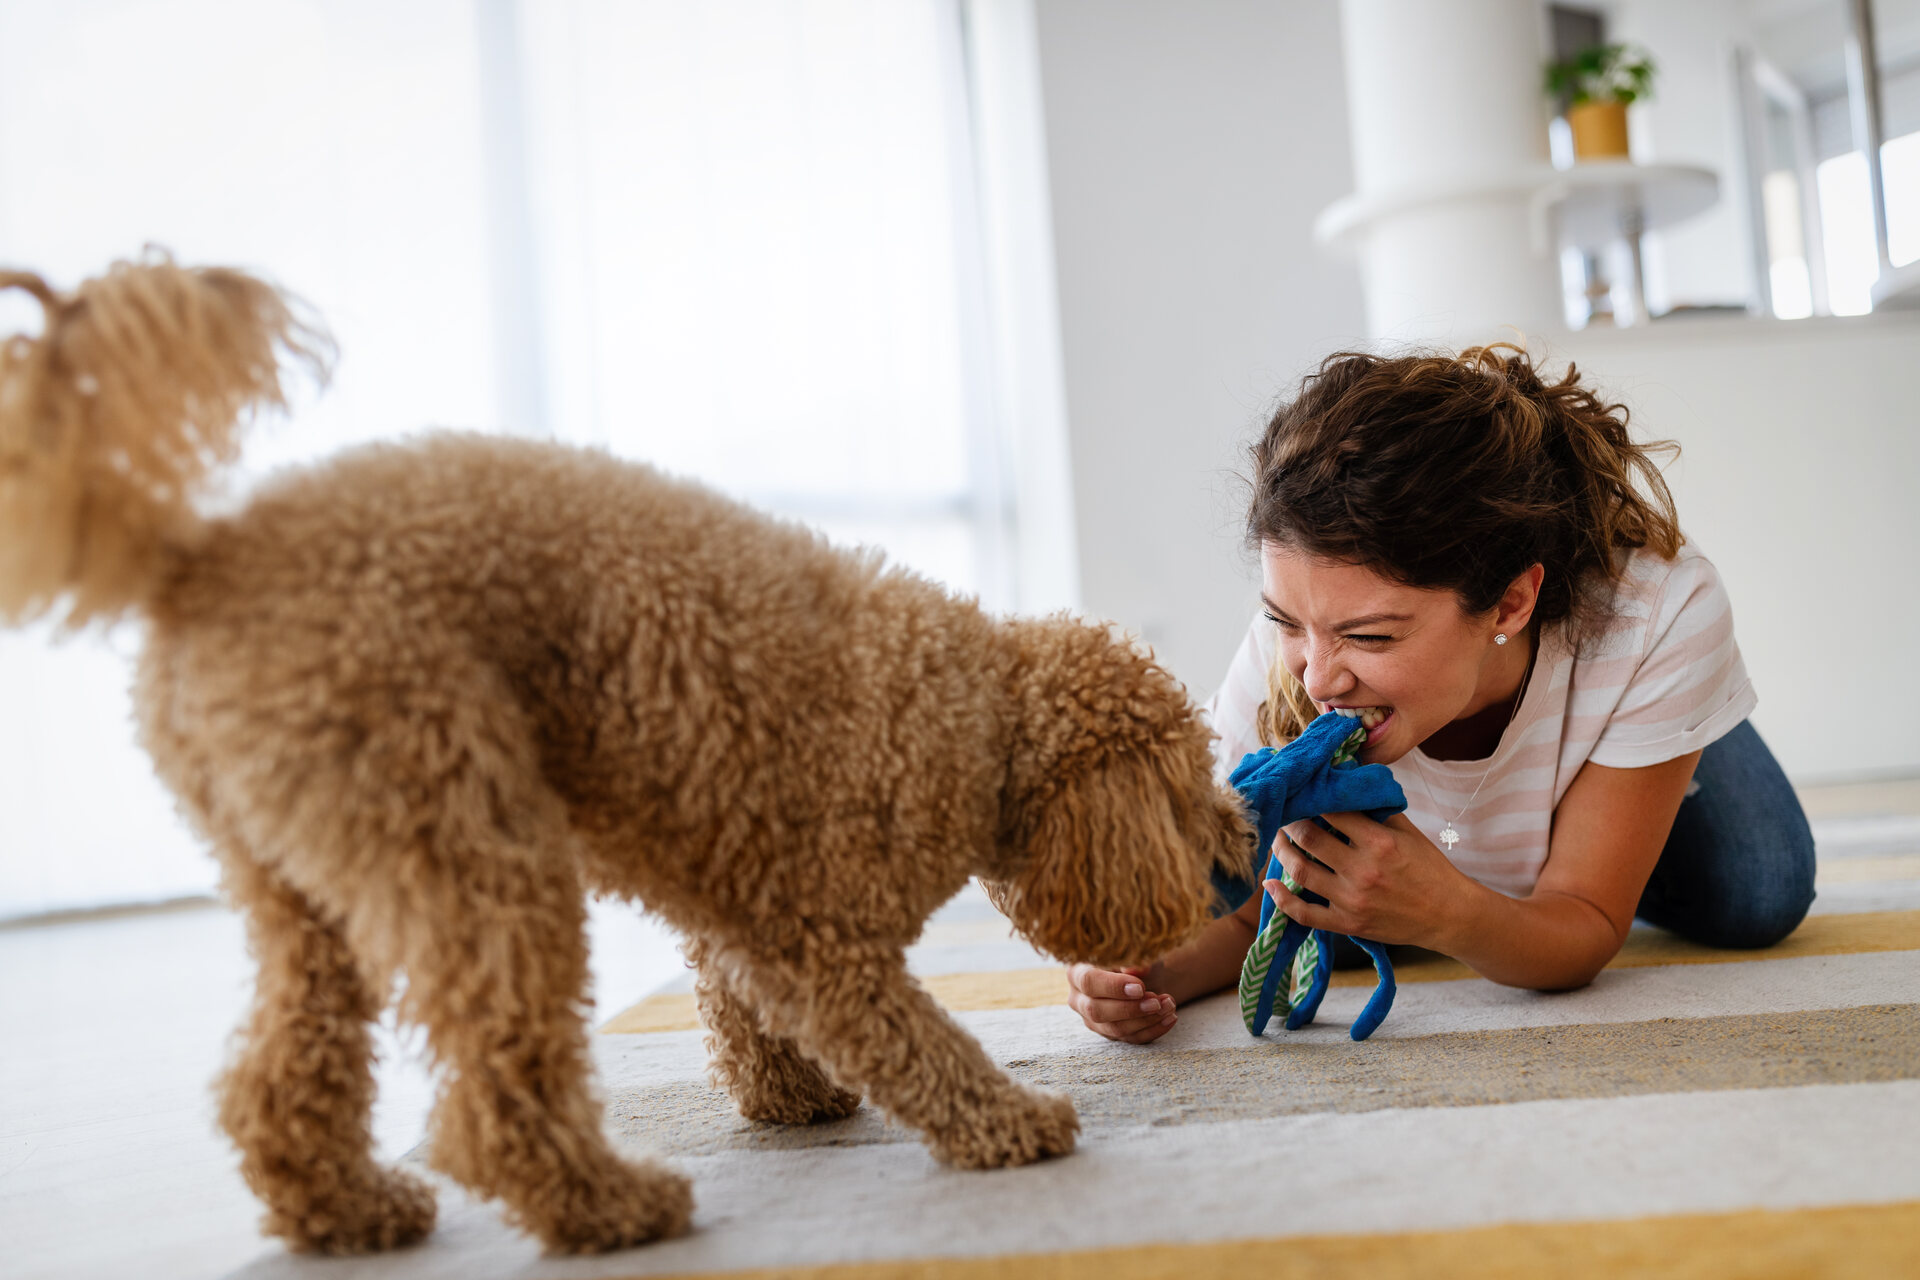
[
  {"xmin": 1079, "ymin": 746, "xmax": 1700, "ymax": 1028},
  {"xmin": 1267, "ymin": 749, "xmax": 1704, "ymax": 991},
  {"xmin": 1430, "ymin": 749, "xmax": 1703, "ymax": 989}
]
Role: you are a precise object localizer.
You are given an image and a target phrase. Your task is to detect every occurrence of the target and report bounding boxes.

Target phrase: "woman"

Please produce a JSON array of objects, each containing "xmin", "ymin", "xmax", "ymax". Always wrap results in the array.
[{"xmin": 1069, "ymin": 345, "xmax": 1816, "ymax": 1044}]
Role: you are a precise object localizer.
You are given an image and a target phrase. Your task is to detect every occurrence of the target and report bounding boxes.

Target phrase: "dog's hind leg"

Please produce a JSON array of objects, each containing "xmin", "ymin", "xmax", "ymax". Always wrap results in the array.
[
  {"xmin": 216, "ymin": 854, "xmax": 437, "ymax": 1254},
  {"xmin": 324, "ymin": 684, "xmax": 694, "ymax": 1255},
  {"xmin": 686, "ymin": 936, "xmax": 861, "ymax": 1125},
  {"xmin": 400, "ymin": 834, "xmax": 693, "ymax": 1253}
]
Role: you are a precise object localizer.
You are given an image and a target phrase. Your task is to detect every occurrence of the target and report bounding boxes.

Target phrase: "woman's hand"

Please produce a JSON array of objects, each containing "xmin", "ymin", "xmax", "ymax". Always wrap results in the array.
[
  {"xmin": 1065, "ymin": 963, "xmax": 1178, "ymax": 1043},
  {"xmin": 1264, "ymin": 812, "xmax": 1470, "ymax": 949}
]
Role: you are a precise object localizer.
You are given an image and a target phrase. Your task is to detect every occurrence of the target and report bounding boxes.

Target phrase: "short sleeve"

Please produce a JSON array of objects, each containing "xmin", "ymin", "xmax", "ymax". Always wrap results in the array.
[
  {"xmin": 1587, "ymin": 551, "xmax": 1758, "ymax": 769},
  {"xmin": 1203, "ymin": 611, "xmax": 1277, "ymax": 783}
]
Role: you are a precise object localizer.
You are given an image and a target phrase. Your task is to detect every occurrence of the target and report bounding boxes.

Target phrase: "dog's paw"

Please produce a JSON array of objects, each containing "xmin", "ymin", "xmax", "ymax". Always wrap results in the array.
[
  {"xmin": 737, "ymin": 1079, "xmax": 863, "ymax": 1125},
  {"xmin": 520, "ymin": 1156, "xmax": 694, "ymax": 1255},
  {"xmin": 931, "ymin": 1083, "xmax": 1079, "ymax": 1170},
  {"xmin": 721, "ymin": 1047, "xmax": 862, "ymax": 1125},
  {"xmin": 272, "ymin": 1166, "xmax": 438, "ymax": 1255}
]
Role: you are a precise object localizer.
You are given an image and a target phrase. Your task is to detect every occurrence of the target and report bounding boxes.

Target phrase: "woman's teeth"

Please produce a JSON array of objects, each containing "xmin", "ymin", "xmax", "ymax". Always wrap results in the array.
[{"xmin": 1330, "ymin": 706, "xmax": 1390, "ymax": 729}]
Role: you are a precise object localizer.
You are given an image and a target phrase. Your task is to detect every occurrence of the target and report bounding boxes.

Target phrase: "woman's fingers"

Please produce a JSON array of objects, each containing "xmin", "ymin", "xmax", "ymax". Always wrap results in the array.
[
  {"xmin": 1265, "ymin": 877, "xmax": 1338, "ymax": 931},
  {"xmin": 1070, "ymin": 963, "xmax": 1148, "ymax": 1000},
  {"xmin": 1066, "ymin": 963, "xmax": 1178, "ymax": 1040},
  {"xmin": 1115, "ymin": 1013, "xmax": 1178, "ymax": 1044},
  {"xmin": 1282, "ymin": 817, "xmax": 1350, "ymax": 868},
  {"xmin": 1275, "ymin": 839, "xmax": 1334, "ymax": 899},
  {"xmin": 1066, "ymin": 965, "xmax": 1171, "ymax": 1021},
  {"xmin": 1070, "ymin": 989, "xmax": 1176, "ymax": 1025},
  {"xmin": 1098, "ymin": 1002, "xmax": 1178, "ymax": 1041}
]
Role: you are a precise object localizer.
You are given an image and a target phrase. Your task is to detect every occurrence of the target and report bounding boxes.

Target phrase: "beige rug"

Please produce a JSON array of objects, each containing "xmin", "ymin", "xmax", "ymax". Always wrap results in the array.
[{"xmin": 228, "ymin": 810, "xmax": 1920, "ymax": 1279}]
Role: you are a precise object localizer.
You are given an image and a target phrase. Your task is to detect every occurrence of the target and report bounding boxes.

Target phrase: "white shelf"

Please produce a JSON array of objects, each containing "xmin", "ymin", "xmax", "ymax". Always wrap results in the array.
[
  {"xmin": 1530, "ymin": 161, "xmax": 1719, "ymax": 252},
  {"xmin": 1314, "ymin": 165, "xmax": 1559, "ymax": 249},
  {"xmin": 1313, "ymin": 160, "xmax": 1720, "ymax": 255}
]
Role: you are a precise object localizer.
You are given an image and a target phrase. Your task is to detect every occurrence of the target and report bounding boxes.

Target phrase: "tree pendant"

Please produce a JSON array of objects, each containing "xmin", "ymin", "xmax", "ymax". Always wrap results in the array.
[{"xmin": 1439, "ymin": 824, "xmax": 1461, "ymax": 852}]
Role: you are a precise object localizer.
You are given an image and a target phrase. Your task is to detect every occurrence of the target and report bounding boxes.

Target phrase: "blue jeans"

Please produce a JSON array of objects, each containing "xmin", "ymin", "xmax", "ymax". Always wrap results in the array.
[
  {"xmin": 1633, "ymin": 718, "xmax": 1816, "ymax": 947},
  {"xmin": 1213, "ymin": 719, "xmax": 1816, "ymax": 953}
]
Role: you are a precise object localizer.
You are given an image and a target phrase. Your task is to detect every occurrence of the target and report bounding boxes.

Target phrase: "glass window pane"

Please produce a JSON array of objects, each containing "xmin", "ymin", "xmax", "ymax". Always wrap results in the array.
[{"xmin": 524, "ymin": 0, "xmax": 975, "ymax": 518}]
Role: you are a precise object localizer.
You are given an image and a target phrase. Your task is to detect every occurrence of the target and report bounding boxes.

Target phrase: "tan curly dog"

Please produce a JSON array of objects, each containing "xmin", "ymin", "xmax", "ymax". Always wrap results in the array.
[{"xmin": 0, "ymin": 257, "xmax": 1252, "ymax": 1255}]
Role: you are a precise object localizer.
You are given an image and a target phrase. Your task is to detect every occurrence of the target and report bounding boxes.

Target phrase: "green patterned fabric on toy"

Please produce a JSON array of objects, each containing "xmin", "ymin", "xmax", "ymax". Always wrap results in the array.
[{"xmin": 1229, "ymin": 713, "xmax": 1407, "ymax": 1040}]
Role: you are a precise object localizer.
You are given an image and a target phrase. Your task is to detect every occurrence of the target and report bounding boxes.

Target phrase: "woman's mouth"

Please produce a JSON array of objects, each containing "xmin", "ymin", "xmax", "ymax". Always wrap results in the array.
[{"xmin": 1326, "ymin": 705, "xmax": 1393, "ymax": 742}]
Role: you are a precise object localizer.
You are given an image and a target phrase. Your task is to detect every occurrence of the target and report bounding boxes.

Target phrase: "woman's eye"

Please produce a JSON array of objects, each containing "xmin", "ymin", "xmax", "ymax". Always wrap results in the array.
[{"xmin": 1264, "ymin": 614, "xmax": 1390, "ymax": 644}]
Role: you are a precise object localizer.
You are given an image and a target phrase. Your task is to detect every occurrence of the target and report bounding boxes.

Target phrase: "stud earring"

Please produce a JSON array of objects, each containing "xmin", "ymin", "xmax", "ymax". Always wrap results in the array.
[{"xmin": 1494, "ymin": 633, "xmax": 1508, "ymax": 645}]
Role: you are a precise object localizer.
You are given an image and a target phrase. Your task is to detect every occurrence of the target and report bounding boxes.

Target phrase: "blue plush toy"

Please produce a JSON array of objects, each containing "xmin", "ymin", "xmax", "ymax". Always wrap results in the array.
[{"xmin": 1229, "ymin": 711, "xmax": 1409, "ymax": 1041}]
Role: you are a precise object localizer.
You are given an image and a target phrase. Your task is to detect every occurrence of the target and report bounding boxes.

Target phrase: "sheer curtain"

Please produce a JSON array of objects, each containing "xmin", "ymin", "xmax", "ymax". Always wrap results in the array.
[
  {"xmin": 517, "ymin": 0, "xmax": 995, "ymax": 590},
  {"xmin": 0, "ymin": 0, "xmax": 1075, "ymax": 918}
]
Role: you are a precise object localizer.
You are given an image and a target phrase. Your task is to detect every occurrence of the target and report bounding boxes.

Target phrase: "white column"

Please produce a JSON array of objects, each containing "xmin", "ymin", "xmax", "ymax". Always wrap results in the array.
[{"xmin": 1331, "ymin": 0, "xmax": 1561, "ymax": 346}]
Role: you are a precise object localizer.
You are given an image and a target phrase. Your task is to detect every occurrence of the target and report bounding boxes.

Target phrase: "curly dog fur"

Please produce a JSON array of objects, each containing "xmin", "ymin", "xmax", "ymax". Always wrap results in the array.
[{"xmin": 0, "ymin": 256, "xmax": 1253, "ymax": 1254}]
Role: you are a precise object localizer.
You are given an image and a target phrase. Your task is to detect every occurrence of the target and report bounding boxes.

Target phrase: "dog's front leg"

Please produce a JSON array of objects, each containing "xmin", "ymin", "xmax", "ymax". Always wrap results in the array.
[
  {"xmin": 741, "ymin": 948, "xmax": 1078, "ymax": 1169},
  {"xmin": 686, "ymin": 935, "xmax": 861, "ymax": 1124}
]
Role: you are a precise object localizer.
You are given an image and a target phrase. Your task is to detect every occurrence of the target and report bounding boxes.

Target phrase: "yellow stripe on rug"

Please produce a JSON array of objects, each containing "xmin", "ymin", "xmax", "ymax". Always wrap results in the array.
[
  {"xmin": 600, "ymin": 908, "xmax": 1920, "ymax": 1033},
  {"xmin": 601, "ymin": 967, "xmax": 1068, "ymax": 1033},
  {"xmin": 621, "ymin": 1199, "xmax": 1920, "ymax": 1280}
]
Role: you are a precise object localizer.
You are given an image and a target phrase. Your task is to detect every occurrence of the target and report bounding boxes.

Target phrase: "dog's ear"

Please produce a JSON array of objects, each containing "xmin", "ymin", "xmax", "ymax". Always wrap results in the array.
[
  {"xmin": 1197, "ymin": 772, "xmax": 1261, "ymax": 884},
  {"xmin": 983, "ymin": 752, "xmax": 1227, "ymax": 969}
]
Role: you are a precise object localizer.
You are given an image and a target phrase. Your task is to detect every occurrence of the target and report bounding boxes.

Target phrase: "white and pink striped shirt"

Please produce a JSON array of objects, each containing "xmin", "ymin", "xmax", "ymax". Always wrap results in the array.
[{"xmin": 1203, "ymin": 542, "xmax": 1758, "ymax": 897}]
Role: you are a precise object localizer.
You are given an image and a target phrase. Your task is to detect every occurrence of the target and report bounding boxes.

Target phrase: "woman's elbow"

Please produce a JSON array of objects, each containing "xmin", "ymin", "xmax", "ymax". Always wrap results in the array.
[
  {"xmin": 1519, "ymin": 897, "xmax": 1628, "ymax": 991},
  {"xmin": 1524, "ymin": 961, "xmax": 1608, "ymax": 993},
  {"xmin": 1506, "ymin": 935, "xmax": 1622, "ymax": 992}
]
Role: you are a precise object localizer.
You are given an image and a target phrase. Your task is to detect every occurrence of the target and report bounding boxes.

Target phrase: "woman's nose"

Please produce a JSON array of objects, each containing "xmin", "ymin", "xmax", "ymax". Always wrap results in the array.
[{"xmin": 1300, "ymin": 641, "xmax": 1351, "ymax": 704}]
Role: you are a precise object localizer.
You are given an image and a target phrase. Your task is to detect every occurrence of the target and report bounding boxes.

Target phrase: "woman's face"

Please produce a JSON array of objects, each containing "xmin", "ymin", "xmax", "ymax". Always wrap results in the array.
[{"xmin": 1259, "ymin": 544, "xmax": 1535, "ymax": 764}]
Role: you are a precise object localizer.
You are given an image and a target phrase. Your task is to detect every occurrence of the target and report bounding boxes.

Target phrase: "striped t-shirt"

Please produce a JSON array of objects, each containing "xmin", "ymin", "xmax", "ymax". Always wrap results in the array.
[{"xmin": 1203, "ymin": 542, "xmax": 1758, "ymax": 897}]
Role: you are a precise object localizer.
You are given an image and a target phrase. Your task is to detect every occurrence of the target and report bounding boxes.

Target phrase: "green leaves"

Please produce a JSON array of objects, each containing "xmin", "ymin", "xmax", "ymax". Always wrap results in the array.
[
  {"xmin": 1545, "ymin": 42, "xmax": 1657, "ymax": 107},
  {"xmin": 1329, "ymin": 723, "xmax": 1367, "ymax": 767}
]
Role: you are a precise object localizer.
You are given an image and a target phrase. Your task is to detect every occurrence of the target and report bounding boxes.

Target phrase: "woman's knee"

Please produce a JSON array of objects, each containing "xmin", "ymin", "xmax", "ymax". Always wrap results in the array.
[
  {"xmin": 1696, "ymin": 889, "xmax": 1813, "ymax": 949},
  {"xmin": 1643, "ymin": 720, "xmax": 1818, "ymax": 948},
  {"xmin": 1689, "ymin": 832, "xmax": 1816, "ymax": 949}
]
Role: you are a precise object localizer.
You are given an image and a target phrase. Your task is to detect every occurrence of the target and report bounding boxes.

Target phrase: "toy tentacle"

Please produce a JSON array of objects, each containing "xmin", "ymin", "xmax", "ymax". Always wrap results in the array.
[
  {"xmin": 1284, "ymin": 928, "xmax": 1337, "ymax": 1030},
  {"xmin": 1245, "ymin": 916, "xmax": 1312, "ymax": 1036},
  {"xmin": 1348, "ymin": 937, "xmax": 1397, "ymax": 1041}
]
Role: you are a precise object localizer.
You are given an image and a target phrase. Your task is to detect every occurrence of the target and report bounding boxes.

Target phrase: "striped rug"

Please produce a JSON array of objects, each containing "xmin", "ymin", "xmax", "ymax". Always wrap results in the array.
[{"xmin": 229, "ymin": 809, "xmax": 1920, "ymax": 1279}]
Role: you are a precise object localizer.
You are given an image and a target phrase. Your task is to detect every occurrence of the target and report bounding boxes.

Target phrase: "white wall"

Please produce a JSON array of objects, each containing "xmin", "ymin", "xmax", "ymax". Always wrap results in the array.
[
  {"xmin": 1033, "ymin": 1, "xmax": 1918, "ymax": 782},
  {"xmin": 1031, "ymin": 0, "xmax": 1367, "ymax": 696},
  {"xmin": 1551, "ymin": 312, "xmax": 1920, "ymax": 781}
]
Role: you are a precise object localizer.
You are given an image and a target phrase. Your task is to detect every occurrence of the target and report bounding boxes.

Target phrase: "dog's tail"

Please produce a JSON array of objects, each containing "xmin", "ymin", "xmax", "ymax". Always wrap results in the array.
[{"xmin": 0, "ymin": 253, "xmax": 329, "ymax": 629}]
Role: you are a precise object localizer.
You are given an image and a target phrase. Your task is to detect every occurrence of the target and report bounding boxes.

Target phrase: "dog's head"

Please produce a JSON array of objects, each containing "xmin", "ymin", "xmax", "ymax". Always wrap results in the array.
[{"xmin": 980, "ymin": 617, "xmax": 1254, "ymax": 969}]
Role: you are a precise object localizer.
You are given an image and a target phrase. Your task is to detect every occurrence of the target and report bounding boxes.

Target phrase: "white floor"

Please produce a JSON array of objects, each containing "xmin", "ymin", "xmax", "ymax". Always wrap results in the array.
[{"xmin": 0, "ymin": 898, "xmax": 684, "ymax": 1280}]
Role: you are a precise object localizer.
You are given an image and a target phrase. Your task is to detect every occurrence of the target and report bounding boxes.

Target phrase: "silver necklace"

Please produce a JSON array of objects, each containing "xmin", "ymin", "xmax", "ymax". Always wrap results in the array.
[{"xmin": 1418, "ymin": 636, "xmax": 1537, "ymax": 854}]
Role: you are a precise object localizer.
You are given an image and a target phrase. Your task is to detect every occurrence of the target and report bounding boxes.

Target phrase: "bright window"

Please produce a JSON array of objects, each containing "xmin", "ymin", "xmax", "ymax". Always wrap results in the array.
[
  {"xmin": 0, "ymin": 0, "xmax": 1051, "ymax": 917},
  {"xmin": 1816, "ymin": 131, "xmax": 1920, "ymax": 316}
]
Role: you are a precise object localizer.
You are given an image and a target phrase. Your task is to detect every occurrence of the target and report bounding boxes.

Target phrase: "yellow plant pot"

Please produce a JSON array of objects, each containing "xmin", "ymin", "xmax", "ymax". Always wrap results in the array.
[{"xmin": 1567, "ymin": 100, "xmax": 1631, "ymax": 160}]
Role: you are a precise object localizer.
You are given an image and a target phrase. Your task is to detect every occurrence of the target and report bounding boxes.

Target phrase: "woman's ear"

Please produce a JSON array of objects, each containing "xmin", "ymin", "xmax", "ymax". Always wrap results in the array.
[{"xmin": 1496, "ymin": 562, "xmax": 1545, "ymax": 636}]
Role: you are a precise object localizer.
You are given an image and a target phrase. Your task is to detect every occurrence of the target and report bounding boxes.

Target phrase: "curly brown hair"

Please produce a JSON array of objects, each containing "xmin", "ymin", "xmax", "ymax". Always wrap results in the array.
[{"xmin": 1248, "ymin": 343, "xmax": 1683, "ymax": 746}]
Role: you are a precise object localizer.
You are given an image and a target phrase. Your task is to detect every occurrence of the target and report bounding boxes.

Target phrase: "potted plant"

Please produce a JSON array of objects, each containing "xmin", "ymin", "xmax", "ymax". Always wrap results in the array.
[{"xmin": 1545, "ymin": 43, "xmax": 1656, "ymax": 161}]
